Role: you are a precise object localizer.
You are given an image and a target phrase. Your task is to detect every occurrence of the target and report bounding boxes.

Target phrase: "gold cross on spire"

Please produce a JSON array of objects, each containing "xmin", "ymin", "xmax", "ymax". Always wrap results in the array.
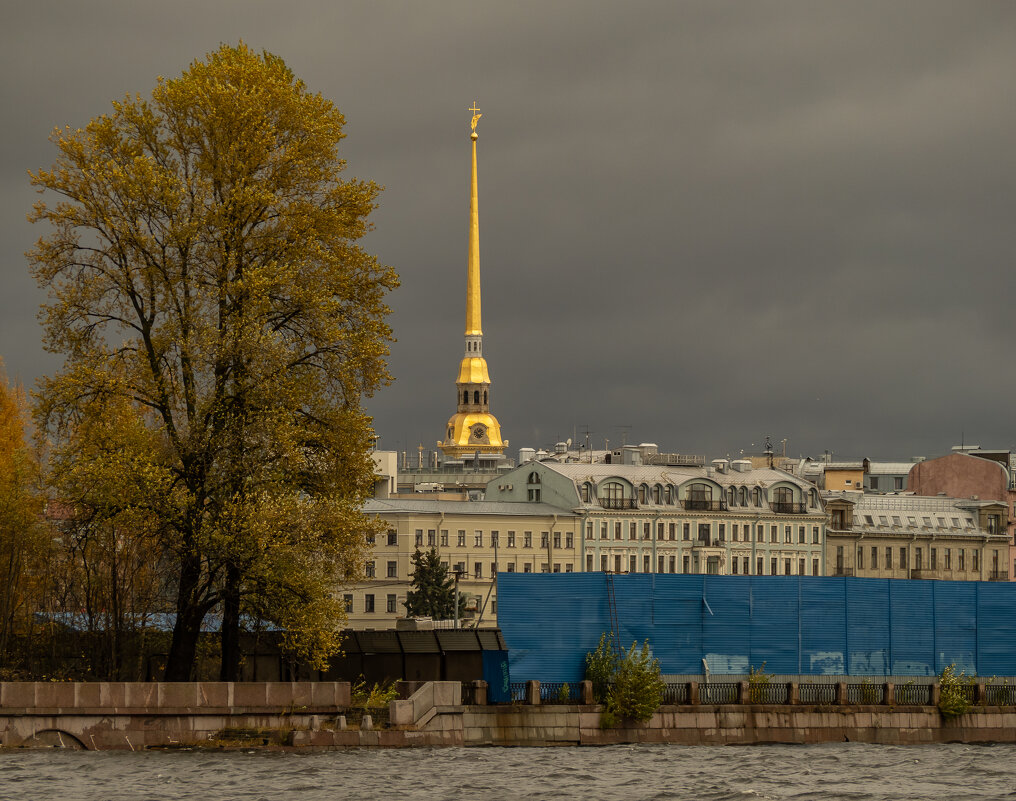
[{"xmin": 469, "ymin": 101, "xmax": 482, "ymax": 131}]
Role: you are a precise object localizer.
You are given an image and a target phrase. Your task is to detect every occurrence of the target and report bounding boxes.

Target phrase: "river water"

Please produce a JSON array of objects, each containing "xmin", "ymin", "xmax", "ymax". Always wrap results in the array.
[{"xmin": 2, "ymin": 743, "xmax": 1015, "ymax": 801}]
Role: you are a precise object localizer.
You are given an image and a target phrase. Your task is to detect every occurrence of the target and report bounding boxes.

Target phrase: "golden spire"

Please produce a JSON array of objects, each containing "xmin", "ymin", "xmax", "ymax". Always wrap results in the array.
[{"xmin": 465, "ymin": 102, "xmax": 482, "ymax": 336}]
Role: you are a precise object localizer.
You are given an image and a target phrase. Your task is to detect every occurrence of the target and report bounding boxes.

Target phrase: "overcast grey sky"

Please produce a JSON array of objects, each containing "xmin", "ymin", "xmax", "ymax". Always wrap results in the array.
[{"xmin": 2, "ymin": 1, "xmax": 1014, "ymax": 462}]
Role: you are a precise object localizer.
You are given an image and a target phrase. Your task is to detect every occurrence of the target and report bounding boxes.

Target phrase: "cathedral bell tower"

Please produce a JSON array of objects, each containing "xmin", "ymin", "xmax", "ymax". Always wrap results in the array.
[{"xmin": 438, "ymin": 104, "xmax": 507, "ymax": 459}]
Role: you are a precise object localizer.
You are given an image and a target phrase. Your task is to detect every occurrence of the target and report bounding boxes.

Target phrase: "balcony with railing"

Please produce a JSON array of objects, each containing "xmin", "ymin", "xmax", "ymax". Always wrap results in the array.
[
  {"xmin": 598, "ymin": 497, "xmax": 638, "ymax": 510},
  {"xmin": 989, "ymin": 570, "xmax": 1010, "ymax": 581},
  {"xmin": 683, "ymin": 499, "xmax": 725, "ymax": 512},
  {"xmin": 770, "ymin": 501, "xmax": 808, "ymax": 514}
]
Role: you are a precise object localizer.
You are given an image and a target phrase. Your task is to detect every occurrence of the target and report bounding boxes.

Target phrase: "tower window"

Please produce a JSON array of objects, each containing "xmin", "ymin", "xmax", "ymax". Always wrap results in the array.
[
  {"xmin": 483, "ymin": 390, "xmax": 487, "ymax": 404},
  {"xmin": 473, "ymin": 390, "xmax": 480, "ymax": 404},
  {"xmin": 463, "ymin": 390, "xmax": 468, "ymax": 404}
]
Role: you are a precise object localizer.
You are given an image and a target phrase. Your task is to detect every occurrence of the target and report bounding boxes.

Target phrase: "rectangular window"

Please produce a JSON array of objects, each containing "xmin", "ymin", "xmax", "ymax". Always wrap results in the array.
[
  {"xmin": 798, "ymin": 526, "xmax": 805, "ymax": 544},
  {"xmin": 771, "ymin": 557, "xmax": 778, "ymax": 575},
  {"xmin": 657, "ymin": 522, "xmax": 665, "ymax": 540},
  {"xmin": 894, "ymin": 477, "xmax": 904, "ymax": 490},
  {"xmin": 387, "ymin": 561, "xmax": 398, "ymax": 578},
  {"xmin": 474, "ymin": 562, "xmax": 482, "ymax": 579},
  {"xmin": 565, "ymin": 532, "xmax": 573, "ymax": 549},
  {"xmin": 585, "ymin": 523, "xmax": 593, "ymax": 540},
  {"xmin": 457, "ymin": 530, "xmax": 466, "ymax": 547},
  {"xmin": 669, "ymin": 555, "xmax": 676, "ymax": 573},
  {"xmin": 798, "ymin": 558, "xmax": 805, "ymax": 575},
  {"xmin": 491, "ymin": 562, "xmax": 497, "ymax": 576},
  {"xmin": 600, "ymin": 523, "xmax": 607, "ymax": 539},
  {"xmin": 428, "ymin": 529, "xmax": 436, "ymax": 546},
  {"xmin": 915, "ymin": 548, "xmax": 923, "ymax": 570},
  {"xmin": 629, "ymin": 555, "xmax": 637, "ymax": 573},
  {"xmin": 857, "ymin": 547, "xmax": 864, "ymax": 569},
  {"xmin": 387, "ymin": 594, "xmax": 397, "ymax": 613},
  {"xmin": 366, "ymin": 532, "xmax": 376, "ymax": 545},
  {"xmin": 387, "ymin": 530, "xmax": 398, "ymax": 546},
  {"xmin": 344, "ymin": 594, "xmax": 353, "ymax": 613},
  {"xmin": 553, "ymin": 532, "xmax": 561, "ymax": 549},
  {"xmin": 785, "ymin": 558, "xmax": 792, "ymax": 575},
  {"xmin": 871, "ymin": 546, "xmax": 878, "ymax": 569},
  {"xmin": 973, "ymin": 550, "xmax": 979, "ymax": 571},
  {"xmin": 524, "ymin": 531, "xmax": 533, "ymax": 548},
  {"xmin": 586, "ymin": 554, "xmax": 594, "ymax": 571},
  {"xmin": 491, "ymin": 531, "xmax": 499, "ymax": 547},
  {"xmin": 524, "ymin": 563, "xmax": 532, "ymax": 573},
  {"xmin": 718, "ymin": 524, "xmax": 726, "ymax": 542},
  {"xmin": 507, "ymin": 531, "xmax": 516, "ymax": 547},
  {"xmin": 959, "ymin": 549, "xmax": 965, "ymax": 571},
  {"xmin": 440, "ymin": 530, "xmax": 449, "ymax": 546},
  {"xmin": 600, "ymin": 555, "xmax": 607, "ymax": 571},
  {"xmin": 507, "ymin": 563, "xmax": 516, "ymax": 573},
  {"xmin": 615, "ymin": 522, "xmax": 622, "ymax": 540},
  {"xmin": 812, "ymin": 526, "xmax": 820, "ymax": 544},
  {"xmin": 565, "ymin": 564, "xmax": 573, "ymax": 573},
  {"xmin": 553, "ymin": 563, "xmax": 560, "ymax": 573},
  {"xmin": 669, "ymin": 523, "xmax": 676, "ymax": 541},
  {"xmin": 683, "ymin": 522, "xmax": 691, "ymax": 540},
  {"xmin": 731, "ymin": 524, "xmax": 738, "ymax": 542},
  {"xmin": 643, "ymin": 554, "xmax": 650, "ymax": 572},
  {"xmin": 771, "ymin": 525, "xmax": 778, "ymax": 543},
  {"xmin": 629, "ymin": 522, "xmax": 637, "ymax": 540},
  {"xmin": 365, "ymin": 561, "xmax": 375, "ymax": 578},
  {"xmin": 784, "ymin": 525, "xmax": 792, "ymax": 544},
  {"xmin": 885, "ymin": 548, "xmax": 892, "ymax": 569},
  {"xmin": 732, "ymin": 558, "xmax": 739, "ymax": 574},
  {"xmin": 757, "ymin": 556, "xmax": 763, "ymax": 575},
  {"xmin": 415, "ymin": 529, "xmax": 424, "ymax": 547},
  {"xmin": 474, "ymin": 531, "xmax": 483, "ymax": 547},
  {"xmin": 869, "ymin": 477, "xmax": 879, "ymax": 490},
  {"xmin": 945, "ymin": 548, "xmax": 951, "ymax": 569},
  {"xmin": 683, "ymin": 555, "xmax": 690, "ymax": 573},
  {"xmin": 658, "ymin": 555, "xmax": 665, "ymax": 573},
  {"xmin": 812, "ymin": 558, "xmax": 819, "ymax": 576},
  {"xmin": 364, "ymin": 594, "xmax": 374, "ymax": 613},
  {"xmin": 541, "ymin": 531, "xmax": 550, "ymax": 548},
  {"xmin": 930, "ymin": 548, "xmax": 937, "ymax": 570},
  {"xmin": 698, "ymin": 523, "xmax": 710, "ymax": 542},
  {"xmin": 643, "ymin": 522, "xmax": 651, "ymax": 539},
  {"xmin": 900, "ymin": 548, "xmax": 908, "ymax": 569}
]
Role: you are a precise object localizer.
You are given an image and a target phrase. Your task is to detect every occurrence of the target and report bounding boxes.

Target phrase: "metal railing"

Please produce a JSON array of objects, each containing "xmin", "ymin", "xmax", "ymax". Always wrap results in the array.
[
  {"xmin": 985, "ymin": 684, "xmax": 1016, "ymax": 705},
  {"xmin": 684, "ymin": 499, "xmax": 725, "ymax": 512},
  {"xmin": 847, "ymin": 682, "xmax": 885, "ymax": 704},
  {"xmin": 508, "ymin": 682, "xmax": 527, "ymax": 703},
  {"xmin": 540, "ymin": 682, "xmax": 580, "ymax": 704},
  {"xmin": 799, "ymin": 683, "xmax": 837, "ymax": 704},
  {"xmin": 662, "ymin": 683, "xmax": 689, "ymax": 704},
  {"xmin": 770, "ymin": 501, "xmax": 808, "ymax": 514},
  {"xmin": 895, "ymin": 683, "xmax": 931, "ymax": 705},
  {"xmin": 989, "ymin": 571, "xmax": 1010, "ymax": 581},
  {"xmin": 749, "ymin": 683, "xmax": 788, "ymax": 704},
  {"xmin": 700, "ymin": 682, "xmax": 739, "ymax": 704}
]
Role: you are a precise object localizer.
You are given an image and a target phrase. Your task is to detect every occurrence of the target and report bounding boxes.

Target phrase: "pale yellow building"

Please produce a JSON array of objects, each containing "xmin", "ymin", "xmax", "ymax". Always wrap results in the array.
[
  {"xmin": 825, "ymin": 492, "xmax": 1010, "ymax": 580},
  {"xmin": 343, "ymin": 499, "xmax": 580, "ymax": 629}
]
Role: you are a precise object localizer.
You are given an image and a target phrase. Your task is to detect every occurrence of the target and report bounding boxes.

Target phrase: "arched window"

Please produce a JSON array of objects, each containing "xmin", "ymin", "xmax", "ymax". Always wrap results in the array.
[
  {"xmin": 653, "ymin": 484, "xmax": 661, "ymax": 504},
  {"xmin": 638, "ymin": 484, "xmax": 648, "ymax": 503},
  {"xmin": 810, "ymin": 488, "xmax": 818, "ymax": 507},
  {"xmin": 463, "ymin": 390, "xmax": 469, "ymax": 404},
  {"xmin": 727, "ymin": 486, "xmax": 735, "ymax": 507},
  {"xmin": 773, "ymin": 486, "xmax": 794, "ymax": 512},
  {"xmin": 473, "ymin": 390, "xmax": 480, "ymax": 404},
  {"xmin": 752, "ymin": 487, "xmax": 762, "ymax": 506},
  {"xmin": 687, "ymin": 483, "xmax": 712, "ymax": 510},
  {"xmin": 739, "ymin": 486, "xmax": 748, "ymax": 505},
  {"xmin": 528, "ymin": 472, "xmax": 541, "ymax": 484},
  {"xmin": 581, "ymin": 482, "xmax": 591, "ymax": 503},
  {"xmin": 600, "ymin": 481, "xmax": 625, "ymax": 509},
  {"xmin": 448, "ymin": 427, "xmax": 453, "ymax": 439},
  {"xmin": 483, "ymin": 390, "xmax": 487, "ymax": 404},
  {"xmin": 664, "ymin": 485, "xmax": 672, "ymax": 504}
]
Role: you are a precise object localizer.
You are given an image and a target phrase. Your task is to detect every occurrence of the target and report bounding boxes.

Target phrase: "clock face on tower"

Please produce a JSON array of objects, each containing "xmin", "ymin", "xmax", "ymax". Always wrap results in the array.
[{"xmin": 470, "ymin": 424, "xmax": 488, "ymax": 443}]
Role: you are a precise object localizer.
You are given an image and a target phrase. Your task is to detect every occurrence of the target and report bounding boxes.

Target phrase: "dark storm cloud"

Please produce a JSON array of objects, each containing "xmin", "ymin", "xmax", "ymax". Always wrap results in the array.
[{"xmin": 2, "ymin": 1, "xmax": 1014, "ymax": 461}]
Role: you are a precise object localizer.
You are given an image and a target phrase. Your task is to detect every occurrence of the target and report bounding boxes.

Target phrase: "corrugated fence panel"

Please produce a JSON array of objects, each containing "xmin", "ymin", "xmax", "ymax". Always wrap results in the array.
[
  {"xmin": 889, "ymin": 580, "xmax": 934, "ymax": 676},
  {"xmin": 748, "ymin": 577, "xmax": 800, "ymax": 674},
  {"xmin": 848, "ymin": 579, "xmax": 890, "ymax": 675},
  {"xmin": 800, "ymin": 577, "xmax": 847, "ymax": 674},
  {"xmin": 932, "ymin": 581, "xmax": 977, "ymax": 674},
  {"xmin": 496, "ymin": 573, "xmax": 1016, "ymax": 682},
  {"xmin": 977, "ymin": 582, "xmax": 1016, "ymax": 675}
]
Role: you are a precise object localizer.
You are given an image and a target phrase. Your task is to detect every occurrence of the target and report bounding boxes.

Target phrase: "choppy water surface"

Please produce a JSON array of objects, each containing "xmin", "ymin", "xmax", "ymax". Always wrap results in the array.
[{"xmin": 2, "ymin": 744, "xmax": 1016, "ymax": 801}]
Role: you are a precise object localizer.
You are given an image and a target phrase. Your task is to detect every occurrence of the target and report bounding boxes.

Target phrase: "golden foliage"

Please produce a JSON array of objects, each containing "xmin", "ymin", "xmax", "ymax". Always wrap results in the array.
[{"xmin": 28, "ymin": 43, "xmax": 397, "ymax": 677}]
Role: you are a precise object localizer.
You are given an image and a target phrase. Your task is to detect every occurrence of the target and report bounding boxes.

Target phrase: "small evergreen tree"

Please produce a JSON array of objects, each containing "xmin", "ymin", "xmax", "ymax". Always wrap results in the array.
[{"xmin": 403, "ymin": 548, "xmax": 465, "ymax": 619}]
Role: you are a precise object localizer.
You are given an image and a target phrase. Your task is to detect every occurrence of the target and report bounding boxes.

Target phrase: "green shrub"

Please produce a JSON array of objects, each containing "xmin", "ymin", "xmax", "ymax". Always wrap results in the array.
[
  {"xmin": 585, "ymin": 633, "xmax": 620, "ymax": 703},
  {"xmin": 938, "ymin": 664, "xmax": 974, "ymax": 720},
  {"xmin": 748, "ymin": 662, "xmax": 770, "ymax": 703},
  {"xmin": 350, "ymin": 677, "xmax": 400, "ymax": 708},
  {"xmin": 605, "ymin": 641, "xmax": 665, "ymax": 724}
]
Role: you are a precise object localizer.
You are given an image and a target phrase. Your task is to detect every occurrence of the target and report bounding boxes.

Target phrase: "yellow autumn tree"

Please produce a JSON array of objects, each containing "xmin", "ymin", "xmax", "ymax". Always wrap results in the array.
[
  {"xmin": 29, "ymin": 43, "xmax": 396, "ymax": 680},
  {"xmin": 0, "ymin": 361, "xmax": 49, "ymax": 669}
]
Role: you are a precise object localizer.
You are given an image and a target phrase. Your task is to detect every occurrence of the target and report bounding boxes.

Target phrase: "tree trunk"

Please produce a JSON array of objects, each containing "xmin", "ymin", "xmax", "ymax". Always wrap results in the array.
[
  {"xmin": 219, "ymin": 563, "xmax": 242, "ymax": 681},
  {"xmin": 164, "ymin": 555, "xmax": 207, "ymax": 681}
]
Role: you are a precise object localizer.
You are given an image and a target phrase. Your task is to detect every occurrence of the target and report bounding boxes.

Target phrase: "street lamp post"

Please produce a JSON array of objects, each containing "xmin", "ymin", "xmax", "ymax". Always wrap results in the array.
[{"xmin": 453, "ymin": 567, "xmax": 465, "ymax": 629}]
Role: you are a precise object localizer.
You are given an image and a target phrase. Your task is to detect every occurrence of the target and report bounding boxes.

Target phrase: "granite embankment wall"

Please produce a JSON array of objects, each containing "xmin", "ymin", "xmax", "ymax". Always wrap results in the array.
[{"xmin": 2, "ymin": 680, "xmax": 1015, "ymax": 749}]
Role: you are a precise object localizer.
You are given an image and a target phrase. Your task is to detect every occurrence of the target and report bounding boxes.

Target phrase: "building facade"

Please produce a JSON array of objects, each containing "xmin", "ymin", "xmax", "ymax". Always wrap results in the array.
[
  {"xmin": 488, "ymin": 457, "xmax": 828, "ymax": 578},
  {"xmin": 825, "ymin": 492, "xmax": 1010, "ymax": 580}
]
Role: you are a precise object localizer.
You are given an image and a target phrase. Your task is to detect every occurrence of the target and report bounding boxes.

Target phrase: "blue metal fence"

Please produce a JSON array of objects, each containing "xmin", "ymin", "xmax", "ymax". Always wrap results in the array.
[{"xmin": 497, "ymin": 573, "xmax": 1016, "ymax": 683}]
